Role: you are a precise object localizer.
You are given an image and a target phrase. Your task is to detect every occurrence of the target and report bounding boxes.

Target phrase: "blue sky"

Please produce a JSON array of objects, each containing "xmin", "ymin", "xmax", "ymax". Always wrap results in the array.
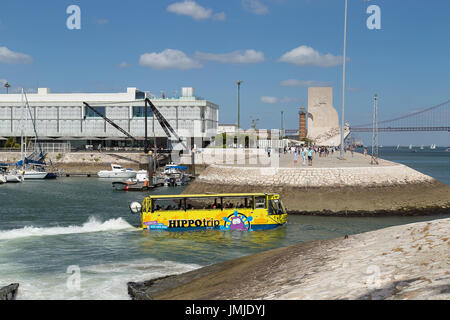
[{"xmin": 1, "ymin": 0, "xmax": 449, "ymax": 145}]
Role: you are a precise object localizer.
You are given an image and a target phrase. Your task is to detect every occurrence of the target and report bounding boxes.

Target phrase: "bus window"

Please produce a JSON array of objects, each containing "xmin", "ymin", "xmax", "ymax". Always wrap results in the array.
[
  {"xmin": 152, "ymin": 199, "xmax": 183, "ymax": 212},
  {"xmin": 255, "ymin": 196, "xmax": 266, "ymax": 209},
  {"xmin": 185, "ymin": 198, "xmax": 221, "ymax": 210}
]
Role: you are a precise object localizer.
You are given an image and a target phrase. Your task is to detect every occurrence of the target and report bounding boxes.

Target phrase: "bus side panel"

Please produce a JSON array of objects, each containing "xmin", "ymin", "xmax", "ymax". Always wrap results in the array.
[{"xmin": 140, "ymin": 205, "xmax": 286, "ymax": 231}]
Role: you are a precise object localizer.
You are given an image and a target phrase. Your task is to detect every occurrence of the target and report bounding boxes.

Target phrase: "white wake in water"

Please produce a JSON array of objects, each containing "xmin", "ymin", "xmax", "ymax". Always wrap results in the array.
[
  {"xmin": 14, "ymin": 258, "xmax": 201, "ymax": 300},
  {"xmin": 0, "ymin": 217, "xmax": 135, "ymax": 240}
]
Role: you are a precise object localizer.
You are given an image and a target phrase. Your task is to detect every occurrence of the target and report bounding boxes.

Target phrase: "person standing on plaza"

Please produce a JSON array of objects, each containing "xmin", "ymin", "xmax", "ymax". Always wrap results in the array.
[
  {"xmin": 301, "ymin": 147, "xmax": 307, "ymax": 166},
  {"xmin": 293, "ymin": 148, "xmax": 299, "ymax": 165},
  {"xmin": 308, "ymin": 147, "xmax": 313, "ymax": 166}
]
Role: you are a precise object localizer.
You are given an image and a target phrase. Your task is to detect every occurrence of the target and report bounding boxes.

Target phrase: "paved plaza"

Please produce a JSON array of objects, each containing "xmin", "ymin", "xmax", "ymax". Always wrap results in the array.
[{"xmin": 220, "ymin": 149, "xmax": 396, "ymax": 168}]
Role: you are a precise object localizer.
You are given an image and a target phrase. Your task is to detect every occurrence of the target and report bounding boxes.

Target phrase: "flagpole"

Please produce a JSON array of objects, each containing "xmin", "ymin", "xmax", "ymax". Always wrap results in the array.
[{"xmin": 339, "ymin": 0, "xmax": 348, "ymax": 159}]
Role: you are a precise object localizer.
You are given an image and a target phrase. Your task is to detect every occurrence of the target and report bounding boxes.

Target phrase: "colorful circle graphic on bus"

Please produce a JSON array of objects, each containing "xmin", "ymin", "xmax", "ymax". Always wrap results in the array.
[{"xmin": 221, "ymin": 211, "xmax": 253, "ymax": 231}]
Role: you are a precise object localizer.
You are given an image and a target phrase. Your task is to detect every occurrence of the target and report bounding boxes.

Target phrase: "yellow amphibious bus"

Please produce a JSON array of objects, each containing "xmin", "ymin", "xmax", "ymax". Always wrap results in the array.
[{"xmin": 129, "ymin": 193, "xmax": 287, "ymax": 231}]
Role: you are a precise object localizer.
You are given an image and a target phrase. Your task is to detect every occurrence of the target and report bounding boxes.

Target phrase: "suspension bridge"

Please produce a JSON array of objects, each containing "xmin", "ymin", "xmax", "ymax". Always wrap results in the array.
[
  {"xmin": 350, "ymin": 99, "xmax": 450, "ymax": 132},
  {"xmin": 285, "ymin": 99, "xmax": 450, "ymax": 136}
]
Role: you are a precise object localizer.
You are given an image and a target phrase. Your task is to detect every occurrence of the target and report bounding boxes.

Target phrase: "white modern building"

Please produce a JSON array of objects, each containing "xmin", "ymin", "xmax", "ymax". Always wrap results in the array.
[
  {"xmin": 0, "ymin": 87, "xmax": 219, "ymax": 150},
  {"xmin": 217, "ymin": 124, "xmax": 239, "ymax": 134}
]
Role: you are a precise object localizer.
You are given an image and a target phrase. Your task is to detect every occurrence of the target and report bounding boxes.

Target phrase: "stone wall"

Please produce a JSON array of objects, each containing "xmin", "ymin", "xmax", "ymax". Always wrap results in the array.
[
  {"xmin": 194, "ymin": 163, "xmax": 435, "ymax": 187},
  {"xmin": 0, "ymin": 151, "xmax": 160, "ymax": 174},
  {"xmin": 183, "ymin": 163, "xmax": 450, "ymax": 215}
]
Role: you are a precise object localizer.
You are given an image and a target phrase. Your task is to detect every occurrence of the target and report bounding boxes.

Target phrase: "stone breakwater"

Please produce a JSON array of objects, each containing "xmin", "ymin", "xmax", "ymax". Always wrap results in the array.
[
  {"xmin": 183, "ymin": 163, "xmax": 450, "ymax": 215},
  {"xmin": 194, "ymin": 163, "xmax": 435, "ymax": 187},
  {"xmin": 128, "ymin": 218, "xmax": 450, "ymax": 300}
]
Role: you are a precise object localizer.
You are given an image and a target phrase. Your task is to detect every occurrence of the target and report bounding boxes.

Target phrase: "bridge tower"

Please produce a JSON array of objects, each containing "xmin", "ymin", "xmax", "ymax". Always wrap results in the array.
[{"xmin": 371, "ymin": 94, "xmax": 379, "ymax": 165}]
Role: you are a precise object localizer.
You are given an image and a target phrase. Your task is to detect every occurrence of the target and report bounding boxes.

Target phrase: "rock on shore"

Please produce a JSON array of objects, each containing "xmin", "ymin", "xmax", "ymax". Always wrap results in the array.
[
  {"xmin": 128, "ymin": 218, "xmax": 450, "ymax": 300},
  {"xmin": 0, "ymin": 283, "xmax": 19, "ymax": 300}
]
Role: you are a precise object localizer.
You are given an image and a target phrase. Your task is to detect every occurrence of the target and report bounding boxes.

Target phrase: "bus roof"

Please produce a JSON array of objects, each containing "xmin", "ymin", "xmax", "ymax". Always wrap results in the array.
[{"xmin": 146, "ymin": 193, "xmax": 277, "ymax": 199}]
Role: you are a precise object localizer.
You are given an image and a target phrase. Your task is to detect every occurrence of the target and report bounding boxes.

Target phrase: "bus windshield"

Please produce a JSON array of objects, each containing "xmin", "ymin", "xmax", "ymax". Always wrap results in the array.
[{"xmin": 269, "ymin": 199, "xmax": 285, "ymax": 215}]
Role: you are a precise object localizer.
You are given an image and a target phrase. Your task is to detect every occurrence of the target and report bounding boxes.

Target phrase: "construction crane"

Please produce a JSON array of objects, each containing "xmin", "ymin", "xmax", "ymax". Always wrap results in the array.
[
  {"xmin": 83, "ymin": 102, "xmax": 137, "ymax": 141},
  {"xmin": 144, "ymin": 98, "xmax": 187, "ymax": 151},
  {"xmin": 83, "ymin": 99, "xmax": 187, "ymax": 153}
]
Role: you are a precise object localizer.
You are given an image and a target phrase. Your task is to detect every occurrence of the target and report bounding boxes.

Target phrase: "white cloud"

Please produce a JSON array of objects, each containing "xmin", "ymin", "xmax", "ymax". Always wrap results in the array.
[
  {"xmin": 96, "ymin": 18, "xmax": 109, "ymax": 25},
  {"xmin": 279, "ymin": 45, "xmax": 342, "ymax": 67},
  {"xmin": 261, "ymin": 95, "xmax": 302, "ymax": 104},
  {"xmin": 212, "ymin": 12, "xmax": 226, "ymax": 21},
  {"xmin": 139, "ymin": 49, "xmax": 202, "ymax": 70},
  {"xmin": 0, "ymin": 46, "xmax": 33, "ymax": 64},
  {"xmin": 279, "ymin": 97, "xmax": 302, "ymax": 103},
  {"xmin": 279, "ymin": 79, "xmax": 332, "ymax": 87},
  {"xmin": 195, "ymin": 49, "xmax": 265, "ymax": 64},
  {"xmin": 119, "ymin": 61, "xmax": 130, "ymax": 68},
  {"xmin": 261, "ymin": 96, "xmax": 278, "ymax": 104},
  {"xmin": 167, "ymin": 1, "xmax": 226, "ymax": 21},
  {"xmin": 242, "ymin": 0, "xmax": 269, "ymax": 15}
]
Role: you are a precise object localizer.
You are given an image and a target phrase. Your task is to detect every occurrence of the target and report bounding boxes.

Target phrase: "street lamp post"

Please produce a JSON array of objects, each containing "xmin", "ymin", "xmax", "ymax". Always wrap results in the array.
[
  {"xmin": 236, "ymin": 81, "xmax": 243, "ymax": 130},
  {"xmin": 4, "ymin": 82, "xmax": 11, "ymax": 94},
  {"xmin": 339, "ymin": 0, "xmax": 348, "ymax": 159},
  {"xmin": 280, "ymin": 110, "xmax": 284, "ymax": 138}
]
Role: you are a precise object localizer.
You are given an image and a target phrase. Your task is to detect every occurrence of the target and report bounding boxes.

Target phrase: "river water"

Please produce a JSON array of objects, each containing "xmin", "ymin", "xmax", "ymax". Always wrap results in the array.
[{"xmin": 0, "ymin": 146, "xmax": 449, "ymax": 299}]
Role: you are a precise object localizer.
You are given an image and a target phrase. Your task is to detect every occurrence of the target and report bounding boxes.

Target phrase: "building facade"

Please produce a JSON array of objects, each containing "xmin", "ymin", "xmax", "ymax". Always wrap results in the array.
[
  {"xmin": 217, "ymin": 124, "xmax": 239, "ymax": 134},
  {"xmin": 0, "ymin": 87, "xmax": 219, "ymax": 149}
]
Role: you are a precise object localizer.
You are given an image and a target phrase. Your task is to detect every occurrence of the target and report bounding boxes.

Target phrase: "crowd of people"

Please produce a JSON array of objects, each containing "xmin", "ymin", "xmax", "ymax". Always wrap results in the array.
[{"xmin": 282, "ymin": 145, "xmax": 342, "ymax": 166}]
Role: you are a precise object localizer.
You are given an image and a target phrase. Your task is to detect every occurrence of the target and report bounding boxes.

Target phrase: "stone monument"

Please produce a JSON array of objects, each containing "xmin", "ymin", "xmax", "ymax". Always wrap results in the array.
[{"xmin": 307, "ymin": 87, "xmax": 348, "ymax": 146}]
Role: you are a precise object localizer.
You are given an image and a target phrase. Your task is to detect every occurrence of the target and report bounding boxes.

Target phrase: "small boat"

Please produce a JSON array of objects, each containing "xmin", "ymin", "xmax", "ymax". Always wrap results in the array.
[
  {"xmin": 98, "ymin": 163, "xmax": 137, "ymax": 178},
  {"xmin": 0, "ymin": 167, "xmax": 24, "ymax": 182},
  {"xmin": 0, "ymin": 175, "xmax": 6, "ymax": 184},
  {"xmin": 409, "ymin": 144, "xmax": 412, "ymax": 150},
  {"xmin": 161, "ymin": 164, "xmax": 188, "ymax": 187},
  {"xmin": 112, "ymin": 170, "xmax": 155, "ymax": 191},
  {"xmin": 430, "ymin": 144, "xmax": 436, "ymax": 150},
  {"xmin": 126, "ymin": 170, "xmax": 149, "ymax": 183},
  {"xmin": 6, "ymin": 172, "xmax": 25, "ymax": 182}
]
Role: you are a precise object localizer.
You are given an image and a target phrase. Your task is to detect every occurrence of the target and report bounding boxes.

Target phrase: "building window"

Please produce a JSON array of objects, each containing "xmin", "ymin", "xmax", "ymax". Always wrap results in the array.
[
  {"xmin": 135, "ymin": 91, "xmax": 145, "ymax": 100},
  {"xmin": 84, "ymin": 106, "xmax": 105, "ymax": 118},
  {"xmin": 132, "ymin": 106, "xmax": 153, "ymax": 117}
]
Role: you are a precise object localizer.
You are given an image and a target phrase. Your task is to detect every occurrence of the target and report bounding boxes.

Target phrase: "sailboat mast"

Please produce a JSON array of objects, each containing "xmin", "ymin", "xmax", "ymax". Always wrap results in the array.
[{"xmin": 20, "ymin": 89, "xmax": 24, "ymax": 164}]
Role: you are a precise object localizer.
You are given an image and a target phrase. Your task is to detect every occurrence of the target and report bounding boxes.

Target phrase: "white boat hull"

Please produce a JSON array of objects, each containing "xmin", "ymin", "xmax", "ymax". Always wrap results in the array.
[
  {"xmin": 5, "ymin": 174, "xmax": 24, "ymax": 182},
  {"xmin": 0, "ymin": 176, "xmax": 6, "ymax": 184},
  {"xmin": 97, "ymin": 171, "xmax": 137, "ymax": 178},
  {"xmin": 23, "ymin": 171, "xmax": 48, "ymax": 179}
]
